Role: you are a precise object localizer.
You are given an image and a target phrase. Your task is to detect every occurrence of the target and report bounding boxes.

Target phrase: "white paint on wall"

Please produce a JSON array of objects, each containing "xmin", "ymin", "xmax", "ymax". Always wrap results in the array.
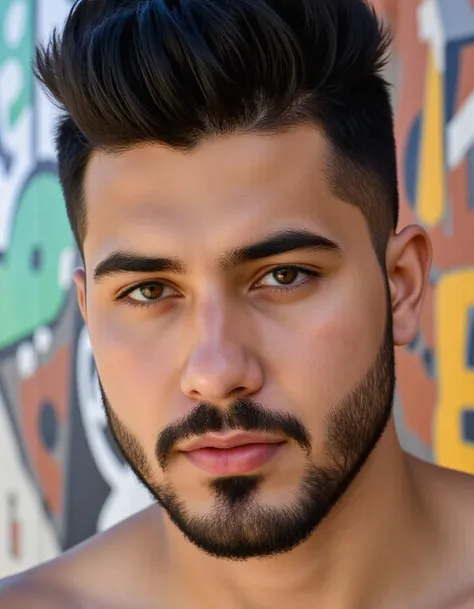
[{"xmin": 0, "ymin": 390, "xmax": 59, "ymax": 579}]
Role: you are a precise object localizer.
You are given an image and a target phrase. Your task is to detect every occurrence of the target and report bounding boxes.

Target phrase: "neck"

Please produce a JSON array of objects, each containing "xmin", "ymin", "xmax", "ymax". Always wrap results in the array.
[{"xmin": 160, "ymin": 420, "xmax": 438, "ymax": 609}]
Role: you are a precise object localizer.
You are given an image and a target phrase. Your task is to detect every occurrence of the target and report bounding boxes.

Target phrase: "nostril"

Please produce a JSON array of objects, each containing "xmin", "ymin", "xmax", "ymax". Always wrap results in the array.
[{"xmin": 229, "ymin": 387, "xmax": 250, "ymax": 398}]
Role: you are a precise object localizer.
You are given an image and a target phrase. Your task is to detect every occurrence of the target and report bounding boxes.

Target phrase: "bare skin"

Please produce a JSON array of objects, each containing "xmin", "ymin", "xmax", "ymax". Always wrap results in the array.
[{"xmin": 1, "ymin": 126, "xmax": 474, "ymax": 609}]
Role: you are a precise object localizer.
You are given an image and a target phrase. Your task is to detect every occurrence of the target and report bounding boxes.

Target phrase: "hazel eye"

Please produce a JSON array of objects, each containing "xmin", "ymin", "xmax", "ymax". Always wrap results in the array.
[
  {"xmin": 128, "ymin": 283, "xmax": 165, "ymax": 302},
  {"xmin": 257, "ymin": 266, "xmax": 318, "ymax": 289},
  {"xmin": 270, "ymin": 268, "xmax": 300, "ymax": 285},
  {"xmin": 117, "ymin": 281, "xmax": 178, "ymax": 308}
]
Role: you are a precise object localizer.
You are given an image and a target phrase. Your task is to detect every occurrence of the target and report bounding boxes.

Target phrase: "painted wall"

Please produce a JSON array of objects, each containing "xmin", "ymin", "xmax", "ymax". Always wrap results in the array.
[
  {"xmin": 0, "ymin": 0, "xmax": 153, "ymax": 578},
  {"xmin": 0, "ymin": 0, "xmax": 473, "ymax": 578},
  {"xmin": 372, "ymin": 0, "xmax": 474, "ymax": 470}
]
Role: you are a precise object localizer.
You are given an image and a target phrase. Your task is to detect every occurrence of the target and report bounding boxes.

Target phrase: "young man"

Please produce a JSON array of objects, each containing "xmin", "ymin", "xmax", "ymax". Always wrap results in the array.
[{"xmin": 2, "ymin": 0, "xmax": 474, "ymax": 607}]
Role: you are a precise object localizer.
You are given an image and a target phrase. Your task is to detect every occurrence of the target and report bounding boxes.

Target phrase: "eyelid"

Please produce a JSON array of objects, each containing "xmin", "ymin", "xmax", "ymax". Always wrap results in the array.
[
  {"xmin": 116, "ymin": 264, "xmax": 320, "ymax": 293},
  {"xmin": 115, "ymin": 264, "xmax": 322, "ymax": 308},
  {"xmin": 115, "ymin": 279, "xmax": 172, "ymax": 301},
  {"xmin": 253, "ymin": 264, "xmax": 322, "ymax": 287}
]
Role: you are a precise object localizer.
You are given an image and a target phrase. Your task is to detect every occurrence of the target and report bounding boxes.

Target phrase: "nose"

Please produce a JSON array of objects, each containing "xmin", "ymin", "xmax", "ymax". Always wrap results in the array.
[{"xmin": 180, "ymin": 300, "xmax": 264, "ymax": 404}]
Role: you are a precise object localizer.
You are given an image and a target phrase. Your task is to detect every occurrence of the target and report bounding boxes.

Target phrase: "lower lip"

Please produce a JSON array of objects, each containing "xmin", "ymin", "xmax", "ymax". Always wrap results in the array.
[{"xmin": 183, "ymin": 443, "xmax": 285, "ymax": 476}]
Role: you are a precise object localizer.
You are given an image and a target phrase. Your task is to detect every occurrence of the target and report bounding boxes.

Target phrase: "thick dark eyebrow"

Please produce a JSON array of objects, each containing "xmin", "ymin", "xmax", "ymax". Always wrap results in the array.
[
  {"xmin": 94, "ymin": 253, "xmax": 185, "ymax": 283},
  {"xmin": 93, "ymin": 229, "xmax": 341, "ymax": 283},
  {"xmin": 219, "ymin": 228, "xmax": 341, "ymax": 269}
]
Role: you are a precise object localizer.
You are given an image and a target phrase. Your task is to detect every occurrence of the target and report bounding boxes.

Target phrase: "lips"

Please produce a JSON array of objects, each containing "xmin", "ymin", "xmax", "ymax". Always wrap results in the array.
[
  {"xmin": 179, "ymin": 433, "xmax": 286, "ymax": 476},
  {"xmin": 180, "ymin": 432, "xmax": 285, "ymax": 452}
]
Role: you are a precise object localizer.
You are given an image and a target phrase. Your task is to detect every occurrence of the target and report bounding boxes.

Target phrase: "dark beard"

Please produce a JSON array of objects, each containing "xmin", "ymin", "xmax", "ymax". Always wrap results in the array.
[{"xmin": 100, "ymin": 313, "xmax": 395, "ymax": 561}]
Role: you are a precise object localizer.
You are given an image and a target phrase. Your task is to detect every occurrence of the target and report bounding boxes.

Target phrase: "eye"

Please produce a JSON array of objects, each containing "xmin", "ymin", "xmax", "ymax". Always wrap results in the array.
[
  {"xmin": 117, "ymin": 282, "xmax": 176, "ymax": 307},
  {"xmin": 255, "ymin": 265, "xmax": 320, "ymax": 290}
]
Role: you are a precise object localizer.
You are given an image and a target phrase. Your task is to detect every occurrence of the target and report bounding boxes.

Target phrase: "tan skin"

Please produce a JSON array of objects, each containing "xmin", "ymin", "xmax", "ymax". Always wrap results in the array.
[{"xmin": 2, "ymin": 125, "xmax": 474, "ymax": 609}]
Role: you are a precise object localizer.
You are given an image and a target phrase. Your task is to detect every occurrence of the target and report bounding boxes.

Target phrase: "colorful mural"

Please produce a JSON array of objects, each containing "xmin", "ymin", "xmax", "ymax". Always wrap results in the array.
[
  {"xmin": 0, "ymin": 0, "xmax": 473, "ymax": 578},
  {"xmin": 0, "ymin": 0, "xmax": 152, "ymax": 578},
  {"xmin": 372, "ymin": 0, "xmax": 474, "ymax": 472}
]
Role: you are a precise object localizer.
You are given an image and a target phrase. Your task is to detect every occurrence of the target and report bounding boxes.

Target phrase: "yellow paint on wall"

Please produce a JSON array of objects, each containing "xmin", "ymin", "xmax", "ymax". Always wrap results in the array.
[
  {"xmin": 434, "ymin": 269, "xmax": 474, "ymax": 473},
  {"xmin": 416, "ymin": 50, "xmax": 446, "ymax": 227}
]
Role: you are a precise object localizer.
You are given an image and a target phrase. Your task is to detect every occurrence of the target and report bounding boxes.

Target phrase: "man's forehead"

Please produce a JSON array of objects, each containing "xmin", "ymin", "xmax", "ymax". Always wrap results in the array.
[
  {"xmin": 82, "ymin": 125, "xmax": 369, "ymax": 264},
  {"xmin": 84, "ymin": 125, "xmax": 330, "ymax": 203}
]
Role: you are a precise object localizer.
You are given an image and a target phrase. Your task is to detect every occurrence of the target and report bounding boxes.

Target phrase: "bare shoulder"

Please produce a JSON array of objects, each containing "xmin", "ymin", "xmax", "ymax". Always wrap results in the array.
[
  {"xmin": 409, "ymin": 456, "xmax": 474, "ymax": 607},
  {"xmin": 0, "ymin": 506, "xmax": 162, "ymax": 609},
  {"xmin": 413, "ymin": 456, "xmax": 474, "ymax": 551},
  {"xmin": 411, "ymin": 455, "xmax": 474, "ymax": 516},
  {"xmin": 0, "ymin": 573, "xmax": 85, "ymax": 609}
]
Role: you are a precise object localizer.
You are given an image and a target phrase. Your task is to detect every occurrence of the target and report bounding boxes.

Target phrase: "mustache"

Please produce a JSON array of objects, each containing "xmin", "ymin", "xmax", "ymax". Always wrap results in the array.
[{"xmin": 155, "ymin": 399, "xmax": 312, "ymax": 470}]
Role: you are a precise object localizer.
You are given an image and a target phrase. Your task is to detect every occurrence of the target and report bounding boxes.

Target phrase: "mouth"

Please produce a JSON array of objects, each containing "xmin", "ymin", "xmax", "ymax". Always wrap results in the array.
[{"xmin": 179, "ymin": 433, "xmax": 286, "ymax": 476}]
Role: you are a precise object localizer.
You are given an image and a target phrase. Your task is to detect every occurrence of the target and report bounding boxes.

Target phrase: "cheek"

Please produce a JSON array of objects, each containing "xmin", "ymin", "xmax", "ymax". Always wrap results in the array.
[
  {"xmin": 87, "ymin": 312, "xmax": 180, "ymax": 450},
  {"xmin": 267, "ymin": 270, "xmax": 387, "ymax": 427}
]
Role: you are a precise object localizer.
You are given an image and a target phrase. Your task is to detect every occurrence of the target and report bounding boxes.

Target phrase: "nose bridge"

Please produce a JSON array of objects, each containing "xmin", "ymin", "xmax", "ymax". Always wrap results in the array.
[
  {"xmin": 180, "ymin": 290, "xmax": 263, "ymax": 402},
  {"xmin": 197, "ymin": 289, "xmax": 230, "ymax": 345}
]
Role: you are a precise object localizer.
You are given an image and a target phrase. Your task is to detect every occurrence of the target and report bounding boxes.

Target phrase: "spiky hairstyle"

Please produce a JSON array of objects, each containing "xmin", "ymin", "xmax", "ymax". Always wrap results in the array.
[{"xmin": 35, "ymin": 0, "xmax": 397, "ymax": 261}]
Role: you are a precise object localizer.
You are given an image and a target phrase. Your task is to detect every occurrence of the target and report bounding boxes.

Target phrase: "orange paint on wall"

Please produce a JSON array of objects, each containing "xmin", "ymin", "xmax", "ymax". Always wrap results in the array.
[{"xmin": 19, "ymin": 348, "xmax": 71, "ymax": 517}]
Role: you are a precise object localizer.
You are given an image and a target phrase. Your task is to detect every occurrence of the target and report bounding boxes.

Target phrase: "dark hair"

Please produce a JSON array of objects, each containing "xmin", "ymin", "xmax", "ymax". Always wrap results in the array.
[{"xmin": 34, "ymin": 0, "xmax": 397, "ymax": 263}]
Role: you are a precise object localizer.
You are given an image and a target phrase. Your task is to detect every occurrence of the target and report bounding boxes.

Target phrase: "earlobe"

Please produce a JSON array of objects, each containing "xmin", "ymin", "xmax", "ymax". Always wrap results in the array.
[
  {"xmin": 386, "ymin": 225, "xmax": 432, "ymax": 347},
  {"xmin": 73, "ymin": 268, "xmax": 88, "ymax": 324}
]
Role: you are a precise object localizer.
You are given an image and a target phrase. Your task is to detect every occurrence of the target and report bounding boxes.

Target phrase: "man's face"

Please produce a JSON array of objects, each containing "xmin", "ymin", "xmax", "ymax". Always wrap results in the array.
[{"xmin": 78, "ymin": 126, "xmax": 395, "ymax": 560}]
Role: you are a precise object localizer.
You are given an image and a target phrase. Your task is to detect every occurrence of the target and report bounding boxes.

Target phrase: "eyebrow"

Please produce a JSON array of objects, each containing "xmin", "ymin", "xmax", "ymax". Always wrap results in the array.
[
  {"xmin": 220, "ymin": 228, "xmax": 341, "ymax": 268},
  {"xmin": 94, "ymin": 253, "xmax": 184, "ymax": 283},
  {"xmin": 93, "ymin": 228, "xmax": 342, "ymax": 283}
]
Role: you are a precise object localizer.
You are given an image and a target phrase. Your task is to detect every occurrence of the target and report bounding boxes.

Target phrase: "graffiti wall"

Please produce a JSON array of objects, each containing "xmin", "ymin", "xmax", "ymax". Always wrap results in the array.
[
  {"xmin": 0, "ymin": 0, "xmax": 473, "ymax": 578},
  {"xmin": 0, "ymin": 0, "xmax": 152, "ymax": 578},
  {"xmin": 371, "ymin": 0, "xmax": 474, "ymax": 472}
]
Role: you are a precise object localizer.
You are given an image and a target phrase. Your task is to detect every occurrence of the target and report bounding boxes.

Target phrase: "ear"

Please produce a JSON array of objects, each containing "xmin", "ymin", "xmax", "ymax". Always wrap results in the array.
[
  {"xmin": 385, "ymin": 225, "xmax": 432, "ymax": 347},
  {"xmin": 73, "ymin": 267, "xmax": 88, "ymax": 324}
]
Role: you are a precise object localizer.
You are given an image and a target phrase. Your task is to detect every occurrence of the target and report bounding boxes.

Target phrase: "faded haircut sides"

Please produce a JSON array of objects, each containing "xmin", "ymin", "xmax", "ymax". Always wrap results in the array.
[{"xmin": 34, "ymin": 0, "xmax": 398, "ymax": 265}]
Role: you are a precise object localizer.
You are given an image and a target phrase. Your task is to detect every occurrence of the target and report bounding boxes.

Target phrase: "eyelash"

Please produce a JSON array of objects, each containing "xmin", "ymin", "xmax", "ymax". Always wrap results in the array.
[{"xmin": 115, "ymin": 265, "xmax": 322, "ymax": 309}]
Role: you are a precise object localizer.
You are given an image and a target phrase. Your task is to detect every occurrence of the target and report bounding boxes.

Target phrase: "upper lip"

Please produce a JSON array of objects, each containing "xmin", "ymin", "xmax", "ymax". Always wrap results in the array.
[{"xmin": 179, "ymin": 432, "xmax": 286, "ymax": 452}]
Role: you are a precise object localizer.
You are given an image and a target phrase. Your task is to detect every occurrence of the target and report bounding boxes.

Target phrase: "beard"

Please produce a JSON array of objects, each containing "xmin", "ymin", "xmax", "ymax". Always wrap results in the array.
[{"xmin": 99, "ymin": 313, "xmax": 395, "ymax": 561}]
